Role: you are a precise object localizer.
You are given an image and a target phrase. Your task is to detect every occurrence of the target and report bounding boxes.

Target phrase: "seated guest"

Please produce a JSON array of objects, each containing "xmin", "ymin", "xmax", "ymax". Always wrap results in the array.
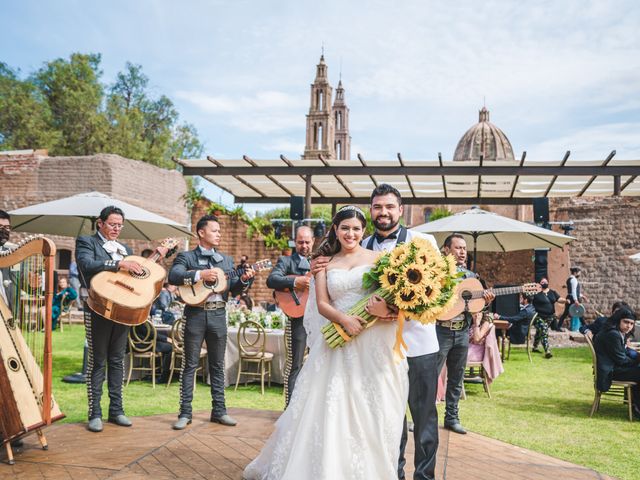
[
  {"xmin": 593, "ymin": 307, "xmax": 640, "ymax": 418},
  {"xmin": 493, "ymin": 294, "xmax": 536, "ymax": 345},
  {"xmin": 580, "ymin": 300, "xmax": 631, "ymax": 336},
  {"xmin": 469, "ymin": 312, "xmax": 504, "ymax": 382},
  {"xmin": 437, "ymin": 312, "xmax": 504, "ymax": 401},
  {"xmin": 131, "ymin": 321, "xmax": 173, "ymax": 384},
  {"xmin": 151, "ymin": 283, "xmax": 178, "ymax": 325},
  {"xmin": 52, "ymin": 276, "xmax": 78, "ymax": 330},
  {"xmin": 236, "ymin": 292, "xmax": 254, "ymax": 311}
]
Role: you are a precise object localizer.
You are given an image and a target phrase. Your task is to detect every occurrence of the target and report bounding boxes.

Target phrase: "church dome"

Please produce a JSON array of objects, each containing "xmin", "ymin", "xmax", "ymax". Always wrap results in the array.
[{"xmin": 453, "ymin": 107, "xmax": 515, "ymax": 162}]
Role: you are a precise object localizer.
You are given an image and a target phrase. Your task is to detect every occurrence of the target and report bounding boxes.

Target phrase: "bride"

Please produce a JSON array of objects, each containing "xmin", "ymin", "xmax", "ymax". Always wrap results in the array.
[{"xmin": 243, "ymin": 206, "xmax": 409, "ymax": 480}]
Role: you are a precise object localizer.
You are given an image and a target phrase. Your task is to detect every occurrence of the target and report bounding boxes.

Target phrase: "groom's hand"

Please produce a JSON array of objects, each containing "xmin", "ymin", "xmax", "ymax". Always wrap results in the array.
[
  {"xmin": 310, "ymin": 256, "xmax": 331, "ymax": 276},
  {"xmin": 365, "ymin": 295, "xmax": 397, "ymax": 322}
]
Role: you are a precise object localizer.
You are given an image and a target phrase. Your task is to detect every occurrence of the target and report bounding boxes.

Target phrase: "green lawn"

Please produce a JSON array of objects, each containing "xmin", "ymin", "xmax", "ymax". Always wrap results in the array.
[{"xmin": 52, "ymin": 325, "xmax": 637, "ymax": 480}]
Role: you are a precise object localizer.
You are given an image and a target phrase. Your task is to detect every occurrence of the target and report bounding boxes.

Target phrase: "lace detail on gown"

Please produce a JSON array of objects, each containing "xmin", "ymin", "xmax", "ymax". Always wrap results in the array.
[{"xmin": 244, "ymin": 265, "xmax": 409, "ymax": 480}]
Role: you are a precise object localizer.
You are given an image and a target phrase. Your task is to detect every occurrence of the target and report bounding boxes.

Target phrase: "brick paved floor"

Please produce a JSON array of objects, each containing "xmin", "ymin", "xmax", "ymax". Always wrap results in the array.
[{"xmin": 0, "ymin": 408, "xmax": 615, "ymax": 479}]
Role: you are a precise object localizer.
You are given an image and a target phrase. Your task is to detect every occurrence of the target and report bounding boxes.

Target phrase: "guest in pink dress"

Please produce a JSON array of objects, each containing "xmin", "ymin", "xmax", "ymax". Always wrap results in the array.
[{"xmin": 438, "ymin": 313, "xmax": 504, "ymax": 401}]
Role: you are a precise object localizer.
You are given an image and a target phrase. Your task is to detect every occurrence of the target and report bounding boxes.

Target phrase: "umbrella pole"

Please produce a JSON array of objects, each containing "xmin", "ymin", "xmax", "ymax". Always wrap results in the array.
[{"xmin": 473, "ymin": 233, "xmax": 478, "ymax": 272}]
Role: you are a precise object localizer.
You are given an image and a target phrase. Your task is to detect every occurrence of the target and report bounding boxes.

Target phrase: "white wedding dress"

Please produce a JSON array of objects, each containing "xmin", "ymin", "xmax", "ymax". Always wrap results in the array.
[{"xmin": 243, "ymin": 265, "xmax": 409, "ymax": 480}]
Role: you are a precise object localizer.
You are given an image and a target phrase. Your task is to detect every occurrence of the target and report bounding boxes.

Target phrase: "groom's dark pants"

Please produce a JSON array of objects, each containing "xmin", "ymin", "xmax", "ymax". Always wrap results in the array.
[{"xmin": 398, "ymin": 352, "xmax": 439, "ymax": 480}]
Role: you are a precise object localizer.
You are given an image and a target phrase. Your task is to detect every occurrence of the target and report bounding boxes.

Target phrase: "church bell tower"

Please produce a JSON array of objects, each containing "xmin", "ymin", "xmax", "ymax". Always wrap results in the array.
[{"xmin": 302, "ymin": 55, "xmax": 336, "ymax": 159}]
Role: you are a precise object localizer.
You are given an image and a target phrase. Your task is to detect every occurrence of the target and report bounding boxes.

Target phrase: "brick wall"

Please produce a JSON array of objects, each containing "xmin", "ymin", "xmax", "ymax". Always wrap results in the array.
[
  {"xmin": 549, "ymin": 196, "xmax": 640, "ymax": 316},
  {"xmin": 190, "ymin": 199, "xmax": 292, "ymax": 304},
  {"xmin": 1, "ymin": 151, "xmax": 188, "ymax": 273}
]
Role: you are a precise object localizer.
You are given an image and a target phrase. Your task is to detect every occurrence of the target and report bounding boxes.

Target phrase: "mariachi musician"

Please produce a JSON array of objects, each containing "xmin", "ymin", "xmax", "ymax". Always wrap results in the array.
[
  {"xmin": 169, "ymin": 214, "xmax": 255, "ymax": 430},
  {"xmin": 76, "ymin": 206, "xmax": 153, "ymax": 433},
  {"xmin": 267, "ymin": 225, "xmax": 313, "ymax": 406}
]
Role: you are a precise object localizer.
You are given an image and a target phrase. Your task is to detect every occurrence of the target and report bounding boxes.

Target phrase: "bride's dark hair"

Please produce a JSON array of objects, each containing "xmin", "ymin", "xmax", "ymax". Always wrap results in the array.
[{"xmin": 312, "ymin": 206, "xmax": 367, "ymax": 259}]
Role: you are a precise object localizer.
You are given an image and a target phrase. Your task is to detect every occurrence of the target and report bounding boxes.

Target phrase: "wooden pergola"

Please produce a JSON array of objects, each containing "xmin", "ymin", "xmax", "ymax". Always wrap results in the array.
[{"xmin": 175, "ymin": 150, "xmax": 640, "ymax": 216}]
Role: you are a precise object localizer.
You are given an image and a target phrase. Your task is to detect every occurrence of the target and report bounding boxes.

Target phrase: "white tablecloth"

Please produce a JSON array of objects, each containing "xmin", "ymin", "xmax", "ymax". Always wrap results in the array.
[{"xmin": 224, "ymin": 327, "xmax": 286, "ymax": 387}]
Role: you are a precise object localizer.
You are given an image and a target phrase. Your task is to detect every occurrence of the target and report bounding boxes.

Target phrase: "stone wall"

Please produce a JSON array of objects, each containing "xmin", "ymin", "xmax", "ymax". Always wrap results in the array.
[
  {"xmin": 549, "ymin": 196, "xmax": 640, "ymax": 317},
  {"xmin": 0, "ymin": 150, "xmax": 188, "ymax": 272}
]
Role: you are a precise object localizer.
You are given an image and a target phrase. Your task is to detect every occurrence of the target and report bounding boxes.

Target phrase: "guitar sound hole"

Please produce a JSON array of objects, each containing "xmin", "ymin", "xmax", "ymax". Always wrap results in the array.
[
  {"xmin": 203, "ymin": 280, "xmax": 218, "ymax": 289},
  {"xmin": 7, "ymin": 357, "xmax": 20, "ymax": 372},
  {"xmin": 461, "ymin": 290, "xmax": 473, "ymax": 301},
  {"xmin": 129, "ymin": 267, "xmax": 150, "ymax": 280}
]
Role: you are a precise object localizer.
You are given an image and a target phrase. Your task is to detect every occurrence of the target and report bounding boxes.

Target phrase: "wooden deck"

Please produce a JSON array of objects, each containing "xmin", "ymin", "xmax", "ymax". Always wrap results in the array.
[{"xmin": 1, "ymin": 408, "xmax": 614, "ymax": 479}]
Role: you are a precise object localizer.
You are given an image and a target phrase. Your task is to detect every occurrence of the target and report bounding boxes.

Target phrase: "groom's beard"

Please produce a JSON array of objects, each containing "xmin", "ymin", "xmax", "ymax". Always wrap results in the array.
[{"xmin": 373, "ymin": 217, "xmax": 399, "ymax": 232}]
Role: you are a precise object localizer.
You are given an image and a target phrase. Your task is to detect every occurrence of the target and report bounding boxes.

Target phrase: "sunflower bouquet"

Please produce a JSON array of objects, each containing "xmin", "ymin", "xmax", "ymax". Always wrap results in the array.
[{"xmin": 321, "ymin": 236, "xmax": 461, "ymax": 350}]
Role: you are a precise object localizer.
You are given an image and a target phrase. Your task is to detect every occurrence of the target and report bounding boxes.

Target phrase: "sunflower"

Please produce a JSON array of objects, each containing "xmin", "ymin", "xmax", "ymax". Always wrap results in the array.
[
  {"xmin": 444, "ymin": 254, "xmax": 459, "ymax": 277},
  {"xmin": 394, "ymin": 288, "xmax": 418, "ymax": 310},
  {"xmin": 403, "ymin": 262, "xmax": 429, "ymax": 290},
  {"xmin": 379, "ymin": 267, "xmax": 401, "ymax": 292},
  {"xmin": 416, "ymin": 279, "xmax": 441, "ymax": 305},
  {"xmin": 419, "ymin": 309, "xmax": 438, "ymax": 324},
  {"xmin": 389, "ymin": 243, "xmax": 411, "ymax": 267}
]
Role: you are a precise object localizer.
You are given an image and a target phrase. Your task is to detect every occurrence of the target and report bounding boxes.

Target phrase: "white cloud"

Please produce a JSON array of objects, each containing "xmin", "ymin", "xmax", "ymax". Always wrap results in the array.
[
  {"xmin": 260, "ymin": 139, "xmax": 304, "ymax": 155},
  {"xmin": 526, "ymin": 123, "xmax": 640, "ymax": 161}
]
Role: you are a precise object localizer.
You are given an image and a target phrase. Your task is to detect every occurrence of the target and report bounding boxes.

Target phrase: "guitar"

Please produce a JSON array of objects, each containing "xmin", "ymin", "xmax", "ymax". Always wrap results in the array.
[
  {"xmin": 439, "ymin": 278, "xmax": 541, "ymax": 321},
  {"xmin": 87, "ymin": 238, "xmax": 179, "ymax": 326},
  {"xmin": 179, "ymin": 259, "xmax": 273, "ymax": 306},
  {"xmin": 273, "ymin": 273, "xmax": 311, "ymax": 318}
]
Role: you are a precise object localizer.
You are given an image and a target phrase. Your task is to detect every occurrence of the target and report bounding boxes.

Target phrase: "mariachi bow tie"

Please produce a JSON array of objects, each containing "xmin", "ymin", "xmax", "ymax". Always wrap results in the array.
[
  {"xmin": 199, "ymin": 247, "xmax": 224, "ymax": 263},
  {"xmin": 102, "ymin": 240, "xmax": 128, "ymax": 257},
  {"xmin": 374, "ymin": 230, "xmax": 398, "ymax": 243}
]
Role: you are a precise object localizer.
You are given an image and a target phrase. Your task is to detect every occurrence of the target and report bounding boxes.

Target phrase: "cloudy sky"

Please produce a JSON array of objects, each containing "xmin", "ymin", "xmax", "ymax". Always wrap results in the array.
[{"xmin": 2, "ymin": 0, "xmax": 639, "ymax": 207}]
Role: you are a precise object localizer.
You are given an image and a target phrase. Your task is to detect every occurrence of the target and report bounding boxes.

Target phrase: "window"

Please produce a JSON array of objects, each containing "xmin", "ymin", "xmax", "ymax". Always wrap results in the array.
[{"xmin": 57, "ymin": 249, "xmax": 72, "ymax": 270}]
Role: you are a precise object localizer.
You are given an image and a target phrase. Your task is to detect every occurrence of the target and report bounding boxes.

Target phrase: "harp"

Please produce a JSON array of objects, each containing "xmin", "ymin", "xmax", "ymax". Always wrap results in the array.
[{"xmin": 0, "ymin": 236, "xmax": 65, "ymax": 465}]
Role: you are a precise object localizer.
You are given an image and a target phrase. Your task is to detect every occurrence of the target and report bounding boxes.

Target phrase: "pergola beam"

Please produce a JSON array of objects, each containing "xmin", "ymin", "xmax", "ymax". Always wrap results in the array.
[
  {"xmin": 510, "ymin": 151, "xmax": 527, "ymax": 198},
  {"xmin": 358, "ymin": 154, "xmax": 378, "ymax": 188},
  {"xmin": 183, "ymin": 164, "xmax": 640, "ymax": 176},
  {"xmin": 235, "ymin": 196, "xmax": 536, "ymax": 205},
  {"xmin": 578, "ymin": 150, "xmax": 616, "ymax": 197},
  {"xmin": 544, "ymin": 150, "xmax": 571, "ymax": 197},
  {"xmin": 206, "ymin": 156, "xmax": 267, "ymax": 197}
]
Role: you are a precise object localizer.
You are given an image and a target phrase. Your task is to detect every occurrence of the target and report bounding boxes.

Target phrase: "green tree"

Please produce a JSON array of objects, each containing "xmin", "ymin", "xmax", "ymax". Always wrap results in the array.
[
  {"xmin": 1, "ymin": 54, "xmax": 203, "ymax": 168},
  {"xmin": 0, "ymin": 63, "xmax": 61, "ymax": 150},
  {"xmin": 32, "ymin": 53, "xmax": 107, "ymax": 155}
]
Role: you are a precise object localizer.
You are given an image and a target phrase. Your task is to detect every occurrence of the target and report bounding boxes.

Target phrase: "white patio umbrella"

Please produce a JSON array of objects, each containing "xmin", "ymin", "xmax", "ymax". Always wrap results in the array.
[
  {"xmin": 412, "ymin": 206, "xmax": 574, "ymax": 270},
  {"xmin": 9, "ymin": 191, "xmax": 192, "ymax": 240}
]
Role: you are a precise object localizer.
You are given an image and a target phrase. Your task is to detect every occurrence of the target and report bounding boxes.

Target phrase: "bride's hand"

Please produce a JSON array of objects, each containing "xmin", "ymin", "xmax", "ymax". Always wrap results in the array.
[
  {"xmin": 340, "ymin": 315, "xmax": 365, "ymax": 336},
  {"xmin": 365, "ymin": 295, "xmax": 397, "ymax": 322}
]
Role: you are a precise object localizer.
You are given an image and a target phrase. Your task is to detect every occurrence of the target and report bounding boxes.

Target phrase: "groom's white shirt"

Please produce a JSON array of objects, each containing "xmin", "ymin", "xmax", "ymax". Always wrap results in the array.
[{"xmin": 363, "ymin": 229, "xmax": 440, "ymax": 357}]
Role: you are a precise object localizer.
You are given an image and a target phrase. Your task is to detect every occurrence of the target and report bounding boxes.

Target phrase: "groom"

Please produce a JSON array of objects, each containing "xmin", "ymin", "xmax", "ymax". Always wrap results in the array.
[{"xmin": 312, "ymin": 184, "xmax": 440, "ymax": 480}]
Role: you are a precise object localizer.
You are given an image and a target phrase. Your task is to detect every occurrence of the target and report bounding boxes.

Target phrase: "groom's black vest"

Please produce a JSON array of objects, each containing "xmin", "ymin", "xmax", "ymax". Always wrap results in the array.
[{"xmin": 364, "ymin": 226, "xmax": 408, "ymax": 250}]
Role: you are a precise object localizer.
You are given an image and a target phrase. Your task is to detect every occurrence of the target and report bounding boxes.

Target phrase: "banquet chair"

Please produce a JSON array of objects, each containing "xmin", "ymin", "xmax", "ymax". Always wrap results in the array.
[
  {"xmin": 166, "ymin": 317, "xmax": 207, "ymax": 389},
  {"xmin": 58, "ymin": 294, "xmax": 76, "ymax": 332},
  {"xmin": 127, "ymin": 320, "xmax": 162, "ymax": 388},
  {"xmin": 584, "ymin": 331, "xmax": 636, "ymax": 421},
  {"xmin": 235, "ymin": 320, "xmax": 273, "ymax": 395},
  {"xmin": 506, "ymin": 313, "xmax": 538, "ymax": 363}
]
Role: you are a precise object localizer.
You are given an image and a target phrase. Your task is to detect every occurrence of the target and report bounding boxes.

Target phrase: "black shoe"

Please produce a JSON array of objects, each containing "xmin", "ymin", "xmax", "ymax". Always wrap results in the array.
[
  {"xmin": 210, "ymin": 414, "xmax": 237, "ymax": 426},
  {"xmin": 444, "ymin": 422, "xmax": 467, "ymax": 434},
  {"xmin": 545, "ymin": 352, "xmax": 553, "ymax": 359},
  {"xmin": 532, "ymin": 348, "xmax": 541, "ymax": 353},
  {"xmin": 108, "ymin": 415, "xmax": 132, "ymax": 427}
]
